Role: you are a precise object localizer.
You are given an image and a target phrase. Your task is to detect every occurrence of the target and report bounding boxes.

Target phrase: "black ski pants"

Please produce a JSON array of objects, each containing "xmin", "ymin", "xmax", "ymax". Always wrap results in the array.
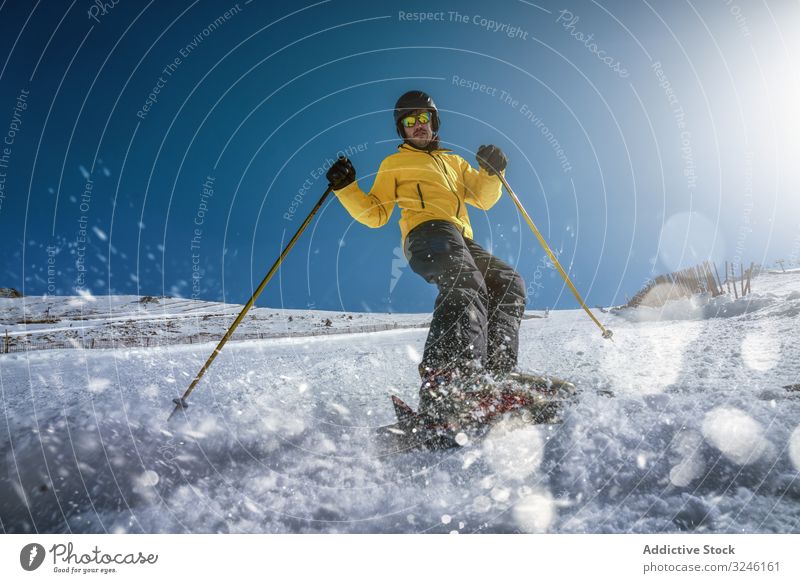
[{"xmin": 404, "ymin": 220, "xmax": 526, "ymax": 378}]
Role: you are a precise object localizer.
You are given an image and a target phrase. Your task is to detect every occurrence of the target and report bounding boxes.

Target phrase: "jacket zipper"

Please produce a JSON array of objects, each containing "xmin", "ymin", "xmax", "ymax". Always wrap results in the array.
[
  {"xmin": 425, "ymin": 151, "xmax": 461, "ymax": 219},
  {"xmin": 416, "ymin": 183, "xmax": 425, "ymax": 208}
]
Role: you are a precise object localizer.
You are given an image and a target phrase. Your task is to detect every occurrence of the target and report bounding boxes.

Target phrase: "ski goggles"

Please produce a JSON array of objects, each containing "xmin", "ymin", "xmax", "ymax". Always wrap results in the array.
[{"xmin": 400, "ymin": 111, "xmax": 431, "ymax": 128}]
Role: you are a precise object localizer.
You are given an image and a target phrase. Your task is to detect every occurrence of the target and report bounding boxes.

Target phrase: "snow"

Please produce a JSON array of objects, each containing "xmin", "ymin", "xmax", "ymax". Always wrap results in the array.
[
  {"xmin": 701, "ymin": 407, "xmax": 771, "ymax": 466},
  {"xmin": 513, "ymin": 490, "xmax": 556, "ymax": 533},
  {"xmin": 482, "ymin": 418, "xmax": 546, "ymax": 481},
  {"xmin": 741, "ymin": 329, "xmax": 781, "ymax": 371},
  {"xmin": 790, "ymin": 427, "xmax": 800, "ymax": 472},
  {"xmin": 0, "ymin": 295, "xmax": 430, "ymax": 348},
  {"xmin": 0, "ymin": 271, "xmax": 799, "ymax": 533}
]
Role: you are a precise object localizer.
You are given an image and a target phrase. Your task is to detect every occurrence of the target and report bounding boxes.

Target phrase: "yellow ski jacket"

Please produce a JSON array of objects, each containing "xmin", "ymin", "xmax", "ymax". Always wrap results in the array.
[{"xmin": 333, "ymin": 143, "xmax": 503, "ymax": 244}]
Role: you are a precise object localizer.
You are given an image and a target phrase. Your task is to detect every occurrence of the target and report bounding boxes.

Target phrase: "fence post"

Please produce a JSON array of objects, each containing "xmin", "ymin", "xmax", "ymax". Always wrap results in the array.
[
  {"xmin": 740, "ymin": 263, "xmax": 746, "ymax": 297},
  {"xmin": 712, "ymin": 262, "xmax": 723, "ymax": 295},
  {"xmin": 4, "ymin": 329, "xmax": 8, "ymax": 354},
  {"xmin": 724, "ymin": 261, "xmax": 730, "ymax": 294},
  {"xmin": 709, "ymin": 262, "xmax": 719, "ymax": 296}
]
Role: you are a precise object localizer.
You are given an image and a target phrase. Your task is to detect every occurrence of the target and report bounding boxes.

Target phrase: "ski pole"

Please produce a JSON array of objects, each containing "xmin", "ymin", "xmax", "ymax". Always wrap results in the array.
[
  {"xmin": 496, "ymin": 172, "xmax": 613, "ymax": 340},
  {"xmin": 168, "ymin": 185, "xmax": 334, "ymax": 420}
]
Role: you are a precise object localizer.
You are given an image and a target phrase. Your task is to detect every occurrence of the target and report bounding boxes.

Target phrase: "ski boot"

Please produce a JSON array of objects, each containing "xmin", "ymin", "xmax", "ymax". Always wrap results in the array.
[{"xmin": 460, "ymin": 369, "xmax": 578, "ymax": 425}]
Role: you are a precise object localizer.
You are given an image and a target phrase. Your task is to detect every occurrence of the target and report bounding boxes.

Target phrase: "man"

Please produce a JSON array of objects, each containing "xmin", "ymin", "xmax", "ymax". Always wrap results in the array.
[{"xmin": 326, "ymin": 90, "xmax": 527, "ymax": 422}]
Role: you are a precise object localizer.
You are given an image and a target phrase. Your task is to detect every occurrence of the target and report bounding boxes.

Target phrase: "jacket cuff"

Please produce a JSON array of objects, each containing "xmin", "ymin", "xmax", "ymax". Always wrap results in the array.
[{"xmin": 479, "ymin": 167, "xmax": 504, "ymax": 180}]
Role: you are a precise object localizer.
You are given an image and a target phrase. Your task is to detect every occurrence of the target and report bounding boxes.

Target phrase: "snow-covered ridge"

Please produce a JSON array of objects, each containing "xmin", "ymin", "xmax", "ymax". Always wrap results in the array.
[
  {"xmin": 613, "ymin": 274, "xmax": 800, "ymax": 322},
  {"xmin": 0, "ymin": 295, "xmax": 432, "ymax": 351}
]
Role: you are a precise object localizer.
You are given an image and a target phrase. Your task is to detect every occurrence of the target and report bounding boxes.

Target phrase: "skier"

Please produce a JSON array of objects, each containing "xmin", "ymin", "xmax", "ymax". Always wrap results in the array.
[{"xmin": 327, "ymin": 90, "xmax": 530, "ymax": 425}]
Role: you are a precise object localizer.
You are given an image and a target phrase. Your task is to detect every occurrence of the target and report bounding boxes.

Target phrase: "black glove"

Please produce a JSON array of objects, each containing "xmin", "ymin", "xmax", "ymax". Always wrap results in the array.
[
  {"xmin": 326, "ymin": 155, "xmax": 356, "ymax": 190},
  {"xmin": 476, "ymin": 144, "xmax": 508, "ymax": 176}
]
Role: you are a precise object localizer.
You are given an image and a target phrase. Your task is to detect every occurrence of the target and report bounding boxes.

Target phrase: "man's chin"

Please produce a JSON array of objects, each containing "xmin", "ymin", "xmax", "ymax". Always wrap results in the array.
[{"xmin": 408, "ymin": 136, "xmax": 431, "ymax": 148}]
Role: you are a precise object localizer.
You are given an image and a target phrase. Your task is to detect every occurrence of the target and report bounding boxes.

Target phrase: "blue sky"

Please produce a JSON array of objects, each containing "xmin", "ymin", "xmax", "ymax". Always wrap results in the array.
[{"xmin": 1, "ymin": 0, "xmax": 798, "ymax": 313}]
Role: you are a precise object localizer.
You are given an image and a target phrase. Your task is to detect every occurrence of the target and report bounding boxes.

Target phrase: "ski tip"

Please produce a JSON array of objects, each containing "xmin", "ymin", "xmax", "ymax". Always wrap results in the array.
[
  {"xmin": 391, "ymin": 395, "xmax": 419, "ymax": 427},
  {"xmin": 390, "ymin": 395, "xmax": 410, "ymax": 408},
  {"xmin": 391, "ymin": 395, "xmax": 416, "ymax": 413}
]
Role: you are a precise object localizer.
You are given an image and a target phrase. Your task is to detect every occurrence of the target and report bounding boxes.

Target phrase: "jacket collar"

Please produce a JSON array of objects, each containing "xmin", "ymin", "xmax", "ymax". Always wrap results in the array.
[{"xmin": 398, "ymin": 142, "xmax": 452, "ymax": 154}]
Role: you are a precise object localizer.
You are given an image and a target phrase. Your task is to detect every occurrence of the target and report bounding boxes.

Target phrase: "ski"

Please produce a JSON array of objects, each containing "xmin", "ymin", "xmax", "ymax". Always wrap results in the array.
[
  {"xmin": 373, "ymin": 396, "xmax": 458, "ymax": 455},
  {"xmin": 374, "ymin": 373, "xmax": 578, "ymax": 455}
]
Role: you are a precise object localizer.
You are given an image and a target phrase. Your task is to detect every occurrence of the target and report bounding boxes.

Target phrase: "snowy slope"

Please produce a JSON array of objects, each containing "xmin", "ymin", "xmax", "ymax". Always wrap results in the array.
[
  {"xmin": 1, "ymin": 272, "xmax": 799, "ymax": 533},
  {"xmin": 0, "ymin": 294, "xmax": 431, "ymax": 350}
]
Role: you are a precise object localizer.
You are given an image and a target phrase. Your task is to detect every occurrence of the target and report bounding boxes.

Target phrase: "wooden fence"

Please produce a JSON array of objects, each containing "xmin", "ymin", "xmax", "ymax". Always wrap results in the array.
[{"xmin": 626, "ymin": 261, "xmax": 755, "ymax": 308}]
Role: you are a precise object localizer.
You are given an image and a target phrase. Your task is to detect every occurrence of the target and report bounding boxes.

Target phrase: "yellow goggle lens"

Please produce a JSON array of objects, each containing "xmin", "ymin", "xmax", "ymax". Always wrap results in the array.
[{"xmin": 401, "ymin": 112, "xmax": 431, "ymax": 128}]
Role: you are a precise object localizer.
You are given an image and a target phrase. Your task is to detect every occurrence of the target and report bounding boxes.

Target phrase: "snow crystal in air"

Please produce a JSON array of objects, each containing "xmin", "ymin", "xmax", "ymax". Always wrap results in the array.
[
  {"xmin": 140, "ymin": 470, "xmax": 159, "ymax": 487},
  {"xmin": 92, "ymin": 226, "xmax": 107, "ymax": 241},
  {"xmin": 788, "ymin": 426, "xmax": 800, "ymax": 472},
  {"xmin": 669, "ymin": 431, "xmax": 705, "ymax": 487},
  {"xmin": 701, "ymin": 407, "xmax": 768, "ymax": 465},
  {"xmin": 454, "ymin": 432, "xmax": 469, "ymax": 446},
  {"xmin": 461, "ymin": 449, "xmax": 480, "ymax": 469},
  {"xmin": 482, "ymin": 417, "xmax": 545, "ymax": 480},
  {"xmin": 405, "ymin": 344, "xmax": 421, "ymax": 363},
  {"xmin": 472, "ymin": 495, "xmax": 492, "ymax": 513},
  {"xmin": 76, "ymin": 288, "xmax": 96, "ymax": 301},
  {"xmin": 513, "ymin": 490, "xmax": 555, "ymax": 533},
  {"xmin": 441, "ymin": 514, "xmax": 451, "ymax": 524},
  {"xmin": 490, "ymin": 486, "xmax": 510, "ymax": 502},
  {"xmin": 87, "ymin": 378, "xmax": 111, "ymax": 393},
  {"xmin": 741, "ymin": 330, "xmax": 780, "ymax": 371}
]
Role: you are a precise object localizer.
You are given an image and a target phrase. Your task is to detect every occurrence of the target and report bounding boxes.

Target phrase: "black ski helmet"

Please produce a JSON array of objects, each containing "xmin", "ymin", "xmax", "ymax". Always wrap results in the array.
[{"xmin": 394, "ymin": 90, "xmax": 440, "ymax": 138}]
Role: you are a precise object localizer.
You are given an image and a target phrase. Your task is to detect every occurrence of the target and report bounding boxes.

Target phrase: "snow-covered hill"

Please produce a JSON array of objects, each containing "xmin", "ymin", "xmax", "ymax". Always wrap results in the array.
[
  {"xmin": 0, "ymin": 294, "xmax": 432, "ymax": 351},
  {"xmin": 1, "ymin": 271, "xmax": 799, "ymax": 533}
]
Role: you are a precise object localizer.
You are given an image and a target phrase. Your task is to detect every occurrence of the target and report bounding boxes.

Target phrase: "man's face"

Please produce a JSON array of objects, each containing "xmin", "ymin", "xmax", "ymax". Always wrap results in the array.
[{"xmin": 402, "ymin": 109, "xmax": 433, "ymax": 148}]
